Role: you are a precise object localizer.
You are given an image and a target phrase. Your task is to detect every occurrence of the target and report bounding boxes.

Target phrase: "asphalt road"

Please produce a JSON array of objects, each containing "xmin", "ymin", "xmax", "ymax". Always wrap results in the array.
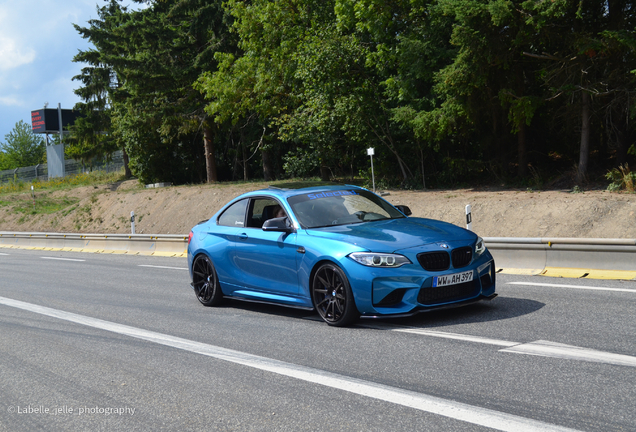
[{"xmin": 0, "ymin": 248, "xmax": 634, "ymax": 431}]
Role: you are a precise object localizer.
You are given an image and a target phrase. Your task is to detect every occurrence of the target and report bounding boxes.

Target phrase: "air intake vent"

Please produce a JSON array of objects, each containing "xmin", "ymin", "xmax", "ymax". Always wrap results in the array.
[
  {"xmin": 451, "ymin": 246, "xmax": 472, "ymax": 268},
  {"xmin": 417, "ymin": 252, "xmax": 450, "ymax": 271},
  {"xmin": 374, "ymin": 289, "xmax": 407, "ymax": 307},
  {"xmin": 417, "ymin": 281, "xmax": 478, "ymax": 305}
]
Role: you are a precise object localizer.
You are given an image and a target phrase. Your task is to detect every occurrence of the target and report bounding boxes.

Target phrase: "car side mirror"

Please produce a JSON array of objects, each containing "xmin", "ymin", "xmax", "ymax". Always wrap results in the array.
[
  {"xmin": 395, "ymin": 205, "xmax": 412, "ymax": 216},
  {"xmin": 262, "ymin": 217, "xmax": 293, "ymax": 233}
]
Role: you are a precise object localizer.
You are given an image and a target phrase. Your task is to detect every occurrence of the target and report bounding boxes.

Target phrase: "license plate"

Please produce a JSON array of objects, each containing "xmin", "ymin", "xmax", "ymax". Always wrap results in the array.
[{"xmin": 433, "ymin": 270, "xmax": 474, "ymax": 287}]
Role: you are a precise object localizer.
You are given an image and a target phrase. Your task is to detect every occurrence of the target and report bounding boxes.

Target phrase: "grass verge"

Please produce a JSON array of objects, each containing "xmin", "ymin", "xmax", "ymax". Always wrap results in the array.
[{"xmin": 0, "ymin": 169, "xmax": 129, "ymax": 196}]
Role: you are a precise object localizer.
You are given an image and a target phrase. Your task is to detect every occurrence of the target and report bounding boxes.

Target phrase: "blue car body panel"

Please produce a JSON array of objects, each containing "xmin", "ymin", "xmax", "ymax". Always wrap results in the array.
[{"xmin": 188, "ymin": 185, "xmax": 496, "ymax": 317}]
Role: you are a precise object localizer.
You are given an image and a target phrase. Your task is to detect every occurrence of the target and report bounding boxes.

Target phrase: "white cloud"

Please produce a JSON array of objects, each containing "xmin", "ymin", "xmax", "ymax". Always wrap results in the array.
[
  {"xmin": 0, "ymin": 96, "xmax": 23, "ymax": 107},
  {"xmin": 0, "ymin": 36, "xmax": 36, "ymax": 71},
  {"xmin": 0, "ymin": 1, "xmax": 147, "ymax": 138}
]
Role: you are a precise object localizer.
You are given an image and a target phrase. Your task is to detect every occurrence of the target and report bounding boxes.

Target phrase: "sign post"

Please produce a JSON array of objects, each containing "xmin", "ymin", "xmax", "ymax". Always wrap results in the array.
[
  {"xmin": 57, "ymin": 103, "xmax": 64, "ymax": 144},
  {"xmin": 367, "ymin": 147, "xmax": 375, "ymax": 193},
  {"xmin": 31, "ymin": 105, "xmax": 81, "ymax": 179}
]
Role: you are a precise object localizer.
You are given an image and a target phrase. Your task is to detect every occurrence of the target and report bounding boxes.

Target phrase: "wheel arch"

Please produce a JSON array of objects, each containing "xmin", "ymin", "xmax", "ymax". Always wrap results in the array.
[
  {"xmin": 309, "ymin": 259, "xmax": 361, "ymax": 312},
  {"xmin": 308, "ymin": 259, "xmax": 342, "ymax": 306},
  {"xmin": 190, "ymin": 250, "xmax": 213, "ymax": 277}
]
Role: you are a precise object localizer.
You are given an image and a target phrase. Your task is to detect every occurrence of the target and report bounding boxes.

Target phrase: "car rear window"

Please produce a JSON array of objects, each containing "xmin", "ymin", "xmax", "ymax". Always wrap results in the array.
[{"xmin": 218, "ymin": 198, "xmax": 248, "ymax": 227}]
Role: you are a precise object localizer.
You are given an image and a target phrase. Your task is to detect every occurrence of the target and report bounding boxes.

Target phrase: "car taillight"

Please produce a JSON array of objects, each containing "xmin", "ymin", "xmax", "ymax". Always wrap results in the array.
[{"xmin": 188, "ymin": 231, "xmax": 193, "ymax": 244}]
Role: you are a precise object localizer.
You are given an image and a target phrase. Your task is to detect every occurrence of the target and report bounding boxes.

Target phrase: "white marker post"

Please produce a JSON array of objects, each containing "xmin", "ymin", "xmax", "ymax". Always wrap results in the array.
[
  {"xmin": 130, "ymin": 211, "xmax": 136, "ymax": 235},
  {"xmin": 367, "ymin": 147, "xmax": 375, "ymax": 193},
  {"xmin": 31, "ymin": 185, "xmax": 35, "ymax": 209},
  {"xmin": 465, "ymin": 204, "xmax": 472, "ymax": 231}
]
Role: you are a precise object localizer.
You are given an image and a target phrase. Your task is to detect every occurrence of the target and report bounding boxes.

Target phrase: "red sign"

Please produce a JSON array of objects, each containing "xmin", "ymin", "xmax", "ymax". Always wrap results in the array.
[{"xmin": 31, "ymin": 110, "xmax": 47, "ymax": 132}]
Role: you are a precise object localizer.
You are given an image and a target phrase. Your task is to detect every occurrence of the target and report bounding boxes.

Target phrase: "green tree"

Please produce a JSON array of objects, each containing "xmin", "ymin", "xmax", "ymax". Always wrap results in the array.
[
  {"xmin": 522, "ymin": 0, "xmax": 636, "ymax": 183},
  {"xmin": 0, "ymin": 151, "xmax": 10, "ymax": 171},
  {"xmin": 73, "ymin": 0, "xmax": 237, "ymax": 184},
  {"xmin": 0, "ymin": 120, "xmax": 46, "ymax": 169},
  {"xmin": 335, "ymin": 0, "xmax": 456, "ymax": 185},
  {"xmin": 196, "ymin": 0, "xmax": 308, "ymax": 181},
  {"xmin": 389, "ymin": 0, "xmax": 545, "ymax": 179},
  {"xmin": 198, "ymin": 0, "xmax": 423, "ymax": 184},
  {"xmin": 72, "ymin": 0, "xmax": 636, "ymax": 188},
  {"xmin": 71, "ymin": 0, "xmax": 131, "ymax": 175},
  {"xmin": 67, "ymin": 62, "xmax": 121, "ymax": 170}
]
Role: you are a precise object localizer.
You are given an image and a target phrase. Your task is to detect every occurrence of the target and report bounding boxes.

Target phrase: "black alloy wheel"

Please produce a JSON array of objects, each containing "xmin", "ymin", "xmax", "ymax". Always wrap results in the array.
[
  {"xmin": 192, "ymin": 255, "xmax": 224, "ymax": 306},
  {"xmin": 311, "ymin": 263, "xmax": 359, "ymax": 326}
]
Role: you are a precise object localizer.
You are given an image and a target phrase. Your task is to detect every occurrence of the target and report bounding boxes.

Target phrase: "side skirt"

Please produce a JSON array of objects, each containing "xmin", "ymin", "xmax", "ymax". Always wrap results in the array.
[{"xmin": 226, "ymin": 296, "xmax": 315, "ymax": 311}]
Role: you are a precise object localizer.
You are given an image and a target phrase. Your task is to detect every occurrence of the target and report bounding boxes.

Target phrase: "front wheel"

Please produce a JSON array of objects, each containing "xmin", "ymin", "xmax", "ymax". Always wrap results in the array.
[
  {"xmin": 311, "ymin": 263, "xmax": 359, "ymax": 326},
  {"xmin": 191, "ymin": 255, "xmax": 224, "ymax": 306}
]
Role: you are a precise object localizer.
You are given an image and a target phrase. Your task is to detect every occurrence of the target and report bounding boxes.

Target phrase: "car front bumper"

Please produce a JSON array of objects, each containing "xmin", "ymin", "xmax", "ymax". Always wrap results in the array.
[{"xmin": 343, "ymin": 251, "xmax": 496, "ymax": 317}]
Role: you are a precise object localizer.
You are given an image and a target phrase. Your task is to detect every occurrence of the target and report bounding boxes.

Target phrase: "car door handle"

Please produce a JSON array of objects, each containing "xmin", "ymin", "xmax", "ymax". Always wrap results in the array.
[{"xmin": 238, "ymin": 233, "xmax": 248, "ymax": 240}]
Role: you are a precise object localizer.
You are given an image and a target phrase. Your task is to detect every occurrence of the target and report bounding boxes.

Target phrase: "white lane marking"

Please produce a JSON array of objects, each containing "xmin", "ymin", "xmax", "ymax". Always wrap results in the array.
[
  {"xmin": 138, "ymin": 265, "xmax": 188, "ymax": 270},
  {"xmin": 0, "ymin": 253, "xmax": 9, "ymax": 256},
  {"xmin": 363, "ymin": 324, "xmax": 636, "ymax": 368},
  {"xmin": 40, "ymin": 257, "xmax": 85, "ymax": 262},
  {"xmin": 0, "ymin": 296, "xmax": 580, "ymax": 432},
  {"xmin": 362, "ymin": 323, "xmax": 517, "ymax": 347},
  {"xmin": 507, "ymin": 281, "xmax": 636, "ymax": 293},
  {"xmin": 501, "ymin": 340, "xmax": 636, "ymax": 368}
]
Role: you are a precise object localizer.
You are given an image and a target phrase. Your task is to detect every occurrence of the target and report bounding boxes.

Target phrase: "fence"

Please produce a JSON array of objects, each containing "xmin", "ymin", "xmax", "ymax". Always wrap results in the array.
[{"xmin": 0, "ymin": 150, "xmax": 125, "ymax": 184}]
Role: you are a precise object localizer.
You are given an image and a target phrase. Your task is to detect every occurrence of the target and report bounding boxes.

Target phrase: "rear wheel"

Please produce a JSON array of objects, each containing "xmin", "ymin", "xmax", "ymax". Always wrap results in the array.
[
  {"xmin": 192, "ymin": 255, "xmax": 224, "ymax": 306},
  {"xmin": 311, "ymin": 263, "xmax": 359, "ymax": 326}
]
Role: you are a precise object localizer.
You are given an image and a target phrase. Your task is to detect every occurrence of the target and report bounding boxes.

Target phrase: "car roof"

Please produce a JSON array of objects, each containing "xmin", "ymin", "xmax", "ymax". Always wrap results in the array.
[
  {"xmin": 233, "ymin": 184, "xmax": 367, "ymax": 201},
  {"xmin": 262, "ymin": 183, "xmax": 365, "ymax": 198}
]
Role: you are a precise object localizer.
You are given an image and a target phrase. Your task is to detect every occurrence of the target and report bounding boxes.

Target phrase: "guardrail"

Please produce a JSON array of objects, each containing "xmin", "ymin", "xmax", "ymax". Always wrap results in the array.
[
  {"xmin": 484, "ymin": 237, "xmax": 636, "ymax": 279},
  {"xmin": 1, "ymin": 231, "xmax": 636, "ymax": 279},
  {"xmin": 0, "ymin": 231, "xmax": 188, "ymax": 257}
]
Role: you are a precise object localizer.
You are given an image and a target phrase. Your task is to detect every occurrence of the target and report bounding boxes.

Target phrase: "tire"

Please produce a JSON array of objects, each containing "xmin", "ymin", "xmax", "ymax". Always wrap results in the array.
[
  {"xmin": 191, "ymin": 255, "xmax": 224, "ymax": 306},
  {"xmin": 311, "ymin": 263, "xmax": 359, "ymax": 326}
]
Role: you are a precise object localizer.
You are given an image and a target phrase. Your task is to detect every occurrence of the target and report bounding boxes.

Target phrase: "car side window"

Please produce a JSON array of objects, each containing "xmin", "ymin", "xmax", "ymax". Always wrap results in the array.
[
  {"xmin": 247, "ymin": 198, "xmax": 286, "ymax": 228},
  {"xmin": 218, "ymin": 199, "xmax": 248, "ymax": 227}
]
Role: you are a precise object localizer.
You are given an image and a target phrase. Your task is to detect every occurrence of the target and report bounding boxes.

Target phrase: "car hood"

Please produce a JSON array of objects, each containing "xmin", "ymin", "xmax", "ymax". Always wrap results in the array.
[{"xmin": 304, "ymin": 217, "xmax": 476, "ymax": 253}]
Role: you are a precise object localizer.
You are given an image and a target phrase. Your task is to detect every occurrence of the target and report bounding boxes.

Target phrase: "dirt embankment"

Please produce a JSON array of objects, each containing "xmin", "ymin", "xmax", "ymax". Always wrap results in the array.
[{"xmin": 1, "ymin": 180, "xmax": 636, "ymax": 238}]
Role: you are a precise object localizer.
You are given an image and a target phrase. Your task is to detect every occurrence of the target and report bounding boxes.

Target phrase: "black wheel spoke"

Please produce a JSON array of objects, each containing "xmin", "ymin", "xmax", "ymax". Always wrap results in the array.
[
  {"xmin": 316, "ymin": 297, "xmax": 330, "ymax": 308},
  {"xmin": 327, "ymin": 301, "xmax": 335, "ymax": 318},
  {"xmin": 334, "ymin": 299, "xmax": 344, "ymax": 314},
  {"xmin": 317, "ymin": 274, "xmax": 330, "ymax": 288}
]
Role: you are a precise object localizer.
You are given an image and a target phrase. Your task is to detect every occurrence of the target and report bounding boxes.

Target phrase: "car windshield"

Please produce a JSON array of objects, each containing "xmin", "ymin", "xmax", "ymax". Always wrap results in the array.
[{"xmin": 287, "ymin": 189, "xmax": 405, "ymax": 229}]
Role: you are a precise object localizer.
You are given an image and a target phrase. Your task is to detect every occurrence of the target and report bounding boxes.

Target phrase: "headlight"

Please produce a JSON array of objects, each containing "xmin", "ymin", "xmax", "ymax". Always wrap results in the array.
[
  {"xmin": 475, "ymin": 237, "xmax": 486, "ymax": 258},
  {"xmin": 348, "ymin": 252, "xmax": 411, "ymax": 268}
]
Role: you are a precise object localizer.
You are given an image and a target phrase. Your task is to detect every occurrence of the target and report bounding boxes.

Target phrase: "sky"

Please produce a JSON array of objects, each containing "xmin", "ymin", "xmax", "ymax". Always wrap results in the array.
[{"xmin": 0, "ymin": 0, "xmax": 142, "ymax": 143}]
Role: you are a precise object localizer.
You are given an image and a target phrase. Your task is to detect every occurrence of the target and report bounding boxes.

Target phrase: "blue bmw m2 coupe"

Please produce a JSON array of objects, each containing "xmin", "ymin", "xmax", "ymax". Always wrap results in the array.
[{"xmin": 188, "ymin": 184, "xmax": 496, "ymax": 326}]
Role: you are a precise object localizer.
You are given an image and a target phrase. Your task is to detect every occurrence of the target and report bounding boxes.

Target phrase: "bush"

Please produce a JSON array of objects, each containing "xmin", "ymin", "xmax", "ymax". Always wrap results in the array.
[{"xmin": 606, "ymin": 165, "xmax": 636, "ymax": 192}]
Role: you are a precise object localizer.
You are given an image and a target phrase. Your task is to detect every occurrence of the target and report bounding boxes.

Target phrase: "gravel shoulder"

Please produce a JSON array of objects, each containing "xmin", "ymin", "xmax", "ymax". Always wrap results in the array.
[{"xmin": 1, "ymin": 181, "xmax": 635, "ymax": 238}]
